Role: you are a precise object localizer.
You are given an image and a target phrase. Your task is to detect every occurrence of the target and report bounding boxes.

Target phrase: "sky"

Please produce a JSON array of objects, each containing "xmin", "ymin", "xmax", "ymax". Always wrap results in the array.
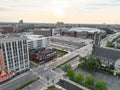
[{"xmin": 0, "ymin": 0, "xmax": 120, "ymax": 24}]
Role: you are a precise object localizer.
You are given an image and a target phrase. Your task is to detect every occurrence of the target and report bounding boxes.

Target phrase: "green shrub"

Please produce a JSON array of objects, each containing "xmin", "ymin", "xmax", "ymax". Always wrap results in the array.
[
  {"xmin": 62, "ymin": 64, "xmax": 72, "ymax": 72},
  {"xmin": 74, "ymin": 72, "xmax": 84, "ymax": 84},
  {"xmin": 116, "ymin": 72, "xmax": 120, "ymax": 77},
  {"xmin": 67, "ymin": 69, "xmax": 75, "ymax": 80},
  {"xmin": 79, "ymin": 56, "xmax": 101, "ymax": 72},
  {"xmin": 96, "ymin": 80, "xmax": 108, "ymax": 90},
  {"xmin": 85, "ymin": 75, "xmax": 94, "ymax": 87}
]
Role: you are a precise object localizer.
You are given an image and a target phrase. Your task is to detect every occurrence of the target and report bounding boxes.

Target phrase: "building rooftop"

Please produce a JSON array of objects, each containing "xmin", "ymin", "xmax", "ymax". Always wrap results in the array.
[
  {"xmin": 30, "ymin": 48, "xmax": 45, "ymax": 54},
  {"xmin": 51, "ymin": 35, "xmax": 93, "ymax": 45},
  {"xmin": 62, "ymin": 27, "xmax": 103, "ymax": 34},
  {"xmin": 92, "ymin": 46, "xmax": 120, "ymax": 60},
  {"xmin": 34, "ymin": 28, "xmax": 51, "ymax": 31},
  {"xmin": 29, "ymin": 48, "xmax": 55, "ymax": 55},
  {"xmin": 0, "ymin": 34, "xmax": 27, "ymax": 39},
  {"xmin": 20, "ymin": 33, "xmax": 49, "ymax": 41},
  {"xmin": 25, "ymin": 35, "xmax": 44, "ymax": 41}
]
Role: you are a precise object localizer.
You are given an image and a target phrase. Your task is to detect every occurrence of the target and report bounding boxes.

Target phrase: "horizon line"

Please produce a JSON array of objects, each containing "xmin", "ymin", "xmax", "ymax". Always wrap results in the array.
[{"xmin": 0, "ymin": 21, "xmax": 120, "ymax": 25}]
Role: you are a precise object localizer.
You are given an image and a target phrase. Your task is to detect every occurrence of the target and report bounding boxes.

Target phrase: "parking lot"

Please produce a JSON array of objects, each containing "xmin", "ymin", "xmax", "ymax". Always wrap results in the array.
[
  {"xmin": 51, "ymin": 36, "xmax": 93, "ymax": 45},
  {"xmin": 75, "ymin": 68, "xmax": 120, "ymax": 90}
]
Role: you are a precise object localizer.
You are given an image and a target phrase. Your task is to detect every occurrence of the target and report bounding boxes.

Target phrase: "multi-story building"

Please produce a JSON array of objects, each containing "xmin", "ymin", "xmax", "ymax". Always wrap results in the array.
[
  {"xmin": 0, "ymin": 26, "xmax": 16, "ymax": 34},
  {"xmin": 33, "ymin": 28, "xmax": 52, "ymax": 37},
  {"xmin": 29, "ymin": 48, "xmax": 57, "ymax": 63},
  {"xmin": 23, "ymin": 35, "xmax": 51, "ymax": 50},
  {"xmin": 0, "ymin": 35, "xmax": 29, "ymax": 74},
  {"xmin": 60, "ymin": 27, "xmax": 105, "ymax": 39}
]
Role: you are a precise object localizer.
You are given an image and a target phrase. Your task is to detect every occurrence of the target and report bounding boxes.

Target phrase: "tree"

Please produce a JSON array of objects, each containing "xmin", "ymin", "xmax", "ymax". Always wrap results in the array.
[
  {"xmin": 80, "ymin": 56, "xmax": 101, "ymax": 72},
  {"xmin": 116, "ymin": 72, "xmax": 120, "ymax": 77},
  {"xmin": 96, "ymin": 80, "xmax": 108, "ymax": 90},
  {"xmin": 109, "ymin": 64, "xmax": 114, "ymax": 70},
  {"xmin": 85, "ymin": 75, "xmax": 94, "ymax": 86},
  {"xmin": 62, "ymin": 64, "xmax": 72, "ymax": 72},
  {"xmin": 112, "ymin": 38, "xmax": 117, "ymax": 42},
  {"xmin": 80, "ymin": 57, "xmax": 86, "ymax": 62},
  {"xmin": 106, "ymin": 41, "xmax": 113, "ymax": 47},
  {"xmin": 74, "ymin": 72, "xmax": 84, "ymax": 84},
  {"xmin": 67, "ymin": 68, "xmax": 75, "ymax": 80},
  {"xmin": 112, "ymin": 35, "xmax": 120, "ymax": 43}
]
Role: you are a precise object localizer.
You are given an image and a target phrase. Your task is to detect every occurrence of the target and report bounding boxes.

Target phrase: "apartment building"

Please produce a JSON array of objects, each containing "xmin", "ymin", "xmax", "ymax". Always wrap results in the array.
[{"xmin": 0, "ymin": 35, "xmax": 29, "ymax": 73}]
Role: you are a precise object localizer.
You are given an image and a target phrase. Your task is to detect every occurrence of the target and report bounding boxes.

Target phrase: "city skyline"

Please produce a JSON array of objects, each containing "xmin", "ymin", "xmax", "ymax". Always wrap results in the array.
[{"xmin": 0, "ymin": 0, "xmax": 120, "ymax": 24}]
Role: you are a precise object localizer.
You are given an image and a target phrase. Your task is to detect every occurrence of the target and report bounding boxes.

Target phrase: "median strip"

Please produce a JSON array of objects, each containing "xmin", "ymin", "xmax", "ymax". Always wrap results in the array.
[
  {"xmin": 52, "ymin": 55, "xmax": 79, "ymax": 70},
  {"xmin": 16, "ymin": 77, "xmax": 39, "ymax": 90}
]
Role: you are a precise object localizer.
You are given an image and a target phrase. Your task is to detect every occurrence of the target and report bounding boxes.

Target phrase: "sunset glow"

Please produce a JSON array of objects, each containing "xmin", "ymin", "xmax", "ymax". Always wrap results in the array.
[{"xmin": 0, "ymin": 0, "xmax": 120, "ymax": 24}]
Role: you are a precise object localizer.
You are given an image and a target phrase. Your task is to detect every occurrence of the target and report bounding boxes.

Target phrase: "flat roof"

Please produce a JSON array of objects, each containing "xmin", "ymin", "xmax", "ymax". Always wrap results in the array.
[
  {"xmin": 0, "ymin": 34, "xmax": 27, "ymax": 39},
  {"xmin": 24, "ymin": 35, "xmax": 49, "ymax": 41},
  {"xmin": 51, "ymin": 35, "xmax": 93, "ymax": 44},
  {"xmin": 62, "ymin": 27, "xmax": 102, "ymax": 34}
]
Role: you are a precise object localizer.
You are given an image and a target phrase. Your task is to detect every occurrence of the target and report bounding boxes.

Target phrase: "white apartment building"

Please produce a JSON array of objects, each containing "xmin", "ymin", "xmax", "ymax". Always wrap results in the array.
[
  {"xmin": 0, "ymin": 35, "xmax": 29, "ymax": 73},
  {"xmin": 24, "ymin": 35, "xmax": 51, "ymax": 50}
]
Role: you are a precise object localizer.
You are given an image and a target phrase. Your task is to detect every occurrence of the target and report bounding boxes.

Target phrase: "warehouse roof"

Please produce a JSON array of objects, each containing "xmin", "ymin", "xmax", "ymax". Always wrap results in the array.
[
  {"xmin": 92, "ymin": 46, "xmax": 120, "ymax": 60},
  {"xmin": 70, "ymin": 27, "xmax": 100, "ymax": 33},
  {"xmin": 61, "ymin": 27, "xmax": 103, "ymax": 34}
]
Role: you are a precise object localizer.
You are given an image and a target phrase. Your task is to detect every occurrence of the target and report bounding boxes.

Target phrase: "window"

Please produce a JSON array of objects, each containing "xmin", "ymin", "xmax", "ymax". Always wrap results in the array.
[
  {"xmin": 2, "ymin": 43, "xmax": 5, "ymax": 51},
  {"xmin": 0, "ymin": 43, "xmax": 1, "ymax": 49},
  {"xmin": 23, "ymin": 40, "xmax": 27, "ymax": 44}
]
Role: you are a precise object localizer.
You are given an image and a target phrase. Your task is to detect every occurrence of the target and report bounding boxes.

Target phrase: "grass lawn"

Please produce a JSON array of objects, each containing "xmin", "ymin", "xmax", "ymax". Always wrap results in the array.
[{"xmin": 53, "ymin": 48, "xmax": 67, "ymax": 56}]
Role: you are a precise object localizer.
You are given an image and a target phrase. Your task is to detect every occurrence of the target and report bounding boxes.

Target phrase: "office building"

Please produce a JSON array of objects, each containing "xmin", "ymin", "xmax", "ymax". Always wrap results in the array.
[{"xmin": 23, "ymin": 35, "xmax": 51, "ymax": 50}]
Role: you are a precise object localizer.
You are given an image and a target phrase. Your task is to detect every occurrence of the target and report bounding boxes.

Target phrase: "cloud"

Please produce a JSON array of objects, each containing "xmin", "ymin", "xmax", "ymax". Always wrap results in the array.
[
  {"xmin": 0, "ymin": 7, "xmax": 10, "ymax": 11},
  {"xmin": 0, "ymin": 0, "xmax": 120, "ymax": 23},
  {"xmin": 90, "ymin": 3, "xmax": 120, "ymax": 7},
  {"xmin": 87, "ymin": 0, "xmax": 120, "ymax": 10},
  {"xmin": 113, "ymin": 0, "xmax": 120, "ymax": 2}
]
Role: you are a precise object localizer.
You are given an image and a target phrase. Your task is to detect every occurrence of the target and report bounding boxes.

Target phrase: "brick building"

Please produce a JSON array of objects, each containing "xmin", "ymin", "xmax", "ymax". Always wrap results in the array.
[
  {"xmin": 1, "ymin": 26, "xmax": 15, "ymax": 34},
  {"xmin": 60, "ymin": 27, "xmax": 104, "ymax": 39},
  {"xmin": 33, "ymin": 28, "xmax": 52, "ymax": 37}
]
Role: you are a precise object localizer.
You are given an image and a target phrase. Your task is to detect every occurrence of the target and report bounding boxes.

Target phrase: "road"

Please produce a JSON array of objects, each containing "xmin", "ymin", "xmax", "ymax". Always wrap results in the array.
[
  {"xmin": 0, "ymin": 49, "xmax": 80, "ymax": 90},
  {"xmin": 74, "ymin": 44, "xmax": 93, "ymax": 57},
  {"xmin": 100, "ymin": 32, "xmax": 120, "ymax": 47},
  {"xmin": 0, "ymin": 72, "xmax": 36, "ymax": 90},
  {"xmin": 0, "ymin": 42, "xmax": 93, "ymax": 90}
]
